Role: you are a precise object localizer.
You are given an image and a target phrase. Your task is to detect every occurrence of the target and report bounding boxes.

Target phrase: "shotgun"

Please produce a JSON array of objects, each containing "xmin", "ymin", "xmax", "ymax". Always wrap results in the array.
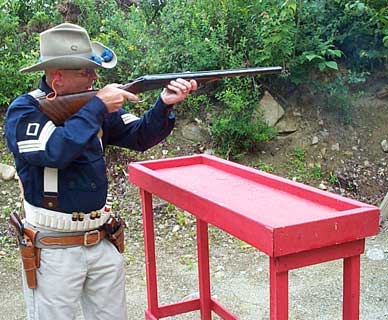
[{"xmin": 38, "ymin": 66, "xmax": 283, "ymax": 125}]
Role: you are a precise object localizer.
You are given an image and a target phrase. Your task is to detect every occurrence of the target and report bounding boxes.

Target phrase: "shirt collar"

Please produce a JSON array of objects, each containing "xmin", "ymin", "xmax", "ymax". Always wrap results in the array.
[{"xmin": 38, "ymin": 75, "xmax": 54, "ymax": 95}]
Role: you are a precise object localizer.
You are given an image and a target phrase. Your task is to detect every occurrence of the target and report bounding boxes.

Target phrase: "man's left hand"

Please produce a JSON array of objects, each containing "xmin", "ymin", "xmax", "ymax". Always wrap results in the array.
[{"xmin": 161, "ymin": 79, "xmax": 198, "ymax": 105}]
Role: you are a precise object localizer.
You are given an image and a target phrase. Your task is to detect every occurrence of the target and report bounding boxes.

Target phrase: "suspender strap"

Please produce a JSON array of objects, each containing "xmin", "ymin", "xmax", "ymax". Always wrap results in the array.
[
  {"xmin": 44, "ymin": 167, "xmax": 58, "ymax": 193},
  {"xmin": 42, "ymin": 167, "xmax": 59, "ymax": 210}
]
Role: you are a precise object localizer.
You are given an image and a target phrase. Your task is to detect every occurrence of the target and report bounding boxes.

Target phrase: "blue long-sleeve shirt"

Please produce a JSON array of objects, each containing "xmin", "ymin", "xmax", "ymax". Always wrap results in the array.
[{"xmin": 5, "ymin": 77, "xmax": 175, "ymax": 213}]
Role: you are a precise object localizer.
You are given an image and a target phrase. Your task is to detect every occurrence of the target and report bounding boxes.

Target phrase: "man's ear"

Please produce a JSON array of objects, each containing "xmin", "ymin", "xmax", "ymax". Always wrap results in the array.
[
  {"xmin": 47, "ymin": 70, "xmax": 63, "ymax": 86},
  {"xmin": 53, "ymin": 71, "xmax": 61, "ymax": 81},
  {"xmin": 53, "ymin": 71, "xmax": 62, "ymax": 85}
]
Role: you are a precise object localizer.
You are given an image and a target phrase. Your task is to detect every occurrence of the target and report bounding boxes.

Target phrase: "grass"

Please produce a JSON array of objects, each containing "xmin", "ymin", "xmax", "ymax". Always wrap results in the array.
[
  {"xmin": 287, "ymin": 147, "xmax": 322, "ymax": 183},
  {"xmin": 0, "ymin": 136, "xmax": 13, "ymax": 165},
  {"xmin": 256, "ymin": 160, "xmax": 274, "ymax": 173}
]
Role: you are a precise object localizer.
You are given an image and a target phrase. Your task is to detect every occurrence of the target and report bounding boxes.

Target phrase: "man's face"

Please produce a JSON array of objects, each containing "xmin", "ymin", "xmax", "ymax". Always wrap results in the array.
[{"xmin": 57, "ymin": 69, "xmax": 98, "ymax": 94}]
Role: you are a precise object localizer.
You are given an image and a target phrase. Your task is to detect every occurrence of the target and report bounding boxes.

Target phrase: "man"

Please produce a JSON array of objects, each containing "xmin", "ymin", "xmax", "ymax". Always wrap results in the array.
[{"xmin": 5, "ymin": 23, "xmax": 197, "ymax": 320}]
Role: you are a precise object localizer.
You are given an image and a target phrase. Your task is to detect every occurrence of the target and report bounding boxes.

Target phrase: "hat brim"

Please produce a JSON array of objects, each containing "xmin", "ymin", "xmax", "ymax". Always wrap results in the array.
[{"xmin": 20, "ymin": 42, "xmax": 117, "ymax": 73}]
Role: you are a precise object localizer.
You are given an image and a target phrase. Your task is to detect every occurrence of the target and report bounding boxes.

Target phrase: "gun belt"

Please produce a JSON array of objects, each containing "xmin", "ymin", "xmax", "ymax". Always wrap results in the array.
[{"xmin": 24, "ymin": 200, "xmax": 111, "ymax": 232}]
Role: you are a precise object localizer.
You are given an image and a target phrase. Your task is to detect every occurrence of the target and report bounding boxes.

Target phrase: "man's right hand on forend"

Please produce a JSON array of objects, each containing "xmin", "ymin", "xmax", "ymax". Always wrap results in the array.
[{"xmin": 96, "ymin": 84, "xmax": 140, "ymax": 113}]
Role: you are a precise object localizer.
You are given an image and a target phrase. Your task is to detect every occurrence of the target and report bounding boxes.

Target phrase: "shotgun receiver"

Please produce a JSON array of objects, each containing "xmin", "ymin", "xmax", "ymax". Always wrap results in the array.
[{"xmin": 38, "ymin": 66, "xmax": 283, "ymax": 125}]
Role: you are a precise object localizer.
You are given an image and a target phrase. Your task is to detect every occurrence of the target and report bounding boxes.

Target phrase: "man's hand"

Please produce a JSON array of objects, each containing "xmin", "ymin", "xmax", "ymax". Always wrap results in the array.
[
  {"xmin": 161, "ymin": 79, "xmax": 198, "ymax": 105},
  {"xmin": 96, "ymin": 84, "xmax": 140, "ymax": 113}
]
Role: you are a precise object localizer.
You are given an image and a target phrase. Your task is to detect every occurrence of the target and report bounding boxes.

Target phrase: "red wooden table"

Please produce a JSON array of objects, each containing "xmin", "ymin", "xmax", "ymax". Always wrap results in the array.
[{"xmin": 128, "ymin": 154, "xmax": 379, "ymax": 320}]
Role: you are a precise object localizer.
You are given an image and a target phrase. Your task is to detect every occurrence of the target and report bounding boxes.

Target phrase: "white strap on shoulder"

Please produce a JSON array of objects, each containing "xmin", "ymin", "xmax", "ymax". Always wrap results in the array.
[
  {"xmin": 121, "ymin": 113, "xmax": 139, "ymax": 125},
  {"xmin": 28, "ymin": 89, "xmax": 46, "ymax": 100}
]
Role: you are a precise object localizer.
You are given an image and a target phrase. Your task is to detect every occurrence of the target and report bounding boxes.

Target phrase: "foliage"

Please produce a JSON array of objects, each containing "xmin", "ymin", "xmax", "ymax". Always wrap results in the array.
[
  {"xmin": 291, "ymin": 0, "xmax": 387, "ymax": 75},
  {"xmin": 346, "ymin": 70, "xmax": 370, "ymax": 85},
  {"xmin": 287, "ymin": 147, "xmax": 322, "ymax": 182},
  {"xmin": 211, "ymin": 80, "xmax": 276, "ymax": 158},
  {"xmin": 256, "ymin": 161, "xmax": 274, "ymax": 173},
  {"xmin": 328, "ymin": 171, "xmax": 339, "ymax": 185},
  {"xmin": 180, "ymin": 94, "xmax": 213, "ymax": 120},
  {"xmin": 0, "ymin": 0, "xmax": 386, "ymax": 155},
  {"xmin": 0, "ymin": 0, "xmax": 63, "ymax": 105}
]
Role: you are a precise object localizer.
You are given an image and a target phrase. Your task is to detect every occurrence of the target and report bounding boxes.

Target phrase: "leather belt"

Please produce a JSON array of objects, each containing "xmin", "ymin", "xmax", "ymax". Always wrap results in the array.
[{"xmin": 37, "ymin": 229, "xmax": 107, "ymax": 248}]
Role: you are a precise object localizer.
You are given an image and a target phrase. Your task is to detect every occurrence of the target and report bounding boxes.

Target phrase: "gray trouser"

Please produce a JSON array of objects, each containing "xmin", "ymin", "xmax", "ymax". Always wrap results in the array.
[{"xmin": 22, "ymin": 239, "xmax": 127, "ymax": 320}]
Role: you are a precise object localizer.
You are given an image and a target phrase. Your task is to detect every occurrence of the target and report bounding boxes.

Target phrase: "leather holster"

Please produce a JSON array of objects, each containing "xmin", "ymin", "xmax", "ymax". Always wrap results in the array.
[
  {"xmin": 105, "ymin": 216, "xmax": 126, "ymax": 253},
  {"xmin": 19, "ymin": 228, "xmax": 40, "ymax": 289}
]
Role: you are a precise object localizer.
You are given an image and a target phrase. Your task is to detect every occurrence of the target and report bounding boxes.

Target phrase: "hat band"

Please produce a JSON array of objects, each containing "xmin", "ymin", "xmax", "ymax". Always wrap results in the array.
[
  {"xmin": 38, "ymin": 48, "xmax": 114, "ymax": 66},
  {"xmin": 90, "ymin": 48, "xmax": 114, "ymax": 65}
]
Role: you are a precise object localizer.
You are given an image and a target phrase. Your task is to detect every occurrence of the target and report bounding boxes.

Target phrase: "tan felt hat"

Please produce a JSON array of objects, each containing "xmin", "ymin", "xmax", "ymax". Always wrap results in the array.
[{"xmin": 20, "ymin": 23, "xmax": 117, "ymax": 72}]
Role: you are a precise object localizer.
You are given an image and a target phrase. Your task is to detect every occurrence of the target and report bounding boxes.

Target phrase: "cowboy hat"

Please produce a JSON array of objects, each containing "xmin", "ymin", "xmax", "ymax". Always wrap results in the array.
[{"xmin": 20, "ymin": 23, "xmax": 117, "ymax": 73}]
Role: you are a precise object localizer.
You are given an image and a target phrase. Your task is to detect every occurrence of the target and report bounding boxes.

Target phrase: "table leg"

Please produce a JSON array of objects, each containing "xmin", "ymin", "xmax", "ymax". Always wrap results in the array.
[
  {"xmin": 197, "ymin": 218, "xmax": 212, "ymax": 319},
  {"xmin": 269, "ymin": 258, "xmax": 289, "ymax": 320},
  {"xmin": 343, "ymin": 255, "xmax": 360, "ymax": 320},
  {"xmin": 141, "ymin": 189, "xmax": 159, "ymax": 319}
]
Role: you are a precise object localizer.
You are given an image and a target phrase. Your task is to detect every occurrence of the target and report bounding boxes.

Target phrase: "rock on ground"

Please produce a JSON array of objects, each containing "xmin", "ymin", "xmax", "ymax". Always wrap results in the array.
[
  {"xmin": 255, "ymin": 91, "xmax": 285, "ymax": 127},
  {"xmin": 0, "ymin": 163, "xmax": 16, "ymax": 181}
]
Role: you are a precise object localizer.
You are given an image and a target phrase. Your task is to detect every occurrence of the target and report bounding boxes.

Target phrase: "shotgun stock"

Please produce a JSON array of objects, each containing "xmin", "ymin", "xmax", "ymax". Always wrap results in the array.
[{"xmin": 38, "ymin": 66, "xmax": 283, "ymax": 125}]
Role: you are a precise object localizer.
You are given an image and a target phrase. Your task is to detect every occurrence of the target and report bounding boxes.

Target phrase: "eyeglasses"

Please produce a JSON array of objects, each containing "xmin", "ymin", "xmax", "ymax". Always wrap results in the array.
[
  {"xmin": 65, "ymin": 68, "xmax": 97, "ymax": 78},
  {"xmin": 77, "ymin": 68, "xmax": 97, "ymax": 78}
]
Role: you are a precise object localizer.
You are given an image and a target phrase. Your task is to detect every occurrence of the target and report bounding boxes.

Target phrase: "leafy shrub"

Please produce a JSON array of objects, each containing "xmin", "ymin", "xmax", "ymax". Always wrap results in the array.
[
  {"xmin": 211, "ymin": 80, "xmax": 276, "ymax": 158},
  {"xmin": 0, "ymin": 0, "xmax": 61, "ymax": 105},
  {"xmin": 291, "ymin": 0, "xmax": 387, "ymax": 77}
]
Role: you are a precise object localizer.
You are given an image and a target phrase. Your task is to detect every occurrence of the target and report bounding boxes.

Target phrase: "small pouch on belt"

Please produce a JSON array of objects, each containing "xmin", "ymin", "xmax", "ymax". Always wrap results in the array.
[{"xmin": 105, "ymin": 216, "xmax": 126, "ymax": 253}]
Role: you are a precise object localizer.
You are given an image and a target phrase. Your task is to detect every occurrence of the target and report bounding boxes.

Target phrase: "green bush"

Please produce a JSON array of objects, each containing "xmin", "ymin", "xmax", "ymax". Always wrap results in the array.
[
  {"xmin": 211, "ymin": 79, "xmax": 276, "ymax": 157},
  {"xmin": 291, "ymin": 0, "xmax": 387, "ymax": 78},
  {"xmin": 0, "ymin": 0, "xmax": 61, "ymax": 105}
]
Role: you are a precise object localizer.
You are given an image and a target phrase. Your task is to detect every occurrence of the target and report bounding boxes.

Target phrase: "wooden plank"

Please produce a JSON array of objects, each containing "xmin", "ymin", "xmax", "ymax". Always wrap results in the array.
[
  {"xmin": 141, "ymin": 190, "xmax": 159, "ymax": 315},
  {"xmin": 343, "ymin": 255, "xmax": 361, "ymax": 320},
  {"xmin": 145, "ymin": 310, "xmax": 159, "ymax": 320},
  {"xmin": 273, "ymin": 209, "xmax": 378, "ymax": 256},
  {"xmin": 196, "ymin": 219, "xmax": 212, "ymax": 319},
  {"xmin": 139, "ymin": 154, "xmax": 203, "ymax": 170},
  {"xmin": 211, "ymin": 298, "xmax": 240, "ymax": 319},
  {"xmin": 157, "ymin": 299, "xmax": 201, "ymax": 318},
  {"xmin": 274, "ymin": 240, "xmax": 364, "ymax": 272},
  {"xmin": 270, "ymin": 258, "xmax": 289, "ymax": 320}
]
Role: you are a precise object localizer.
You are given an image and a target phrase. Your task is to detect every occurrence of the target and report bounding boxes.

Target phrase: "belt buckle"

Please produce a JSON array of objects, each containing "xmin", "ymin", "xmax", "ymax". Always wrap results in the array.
[{"xmin": 84, "ymin": 230, "xmax": 100, "ymax": 246}]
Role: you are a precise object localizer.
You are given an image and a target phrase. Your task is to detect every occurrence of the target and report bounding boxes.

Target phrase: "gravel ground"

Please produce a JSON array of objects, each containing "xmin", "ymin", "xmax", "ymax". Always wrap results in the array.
[{"xmin": 1, "ymin": 224, "xmax": 387, "ymax": 320}]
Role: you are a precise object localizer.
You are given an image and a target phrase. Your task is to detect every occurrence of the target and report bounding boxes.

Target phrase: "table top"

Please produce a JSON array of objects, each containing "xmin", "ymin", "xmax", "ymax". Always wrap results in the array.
[{"xmin": 128, "ymin": 155, "xmax": 379, "ymax": 256}]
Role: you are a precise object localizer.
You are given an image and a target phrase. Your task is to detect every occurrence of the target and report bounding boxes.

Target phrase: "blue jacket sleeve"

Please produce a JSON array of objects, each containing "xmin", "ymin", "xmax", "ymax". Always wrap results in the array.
[
  {"xmin": 5, "ymin": 94, "xmax": 108, "ymax": 169},
  {"xmin": 103, "ymin": 96, "xmax": 175, "ymax": 151}
]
